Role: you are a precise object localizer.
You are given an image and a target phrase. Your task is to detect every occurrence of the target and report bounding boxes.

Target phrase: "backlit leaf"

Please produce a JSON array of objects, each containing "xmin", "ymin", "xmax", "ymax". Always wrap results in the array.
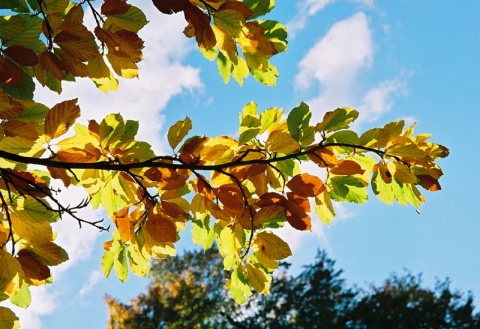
[
  {"xmin": 167, "ymin": 117, "xmax": 192, "ymax": 150},
  {"xmin": 44, "ymin": 99, "xmax": 80, "ymax": 141},
  {"xmin": 254, "ymin": 232, "xmax": 291, "ymax": 260},
  {"xmin": 316, "ymin": 108, "xmax": 359, "ymax": 133}
]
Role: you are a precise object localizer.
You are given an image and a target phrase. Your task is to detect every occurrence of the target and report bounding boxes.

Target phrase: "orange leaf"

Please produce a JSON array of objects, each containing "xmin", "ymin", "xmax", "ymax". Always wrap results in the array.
[
  {"xmin": 114, "ymin": 207, "xmax": 132, "ymax": 243},
  {"xmin": 254, "ymin": 205, "xmax": 283, "ymax": 225},
  {"xmin": 287, "ymin": 173, "xmax": 325, "ymax": 197},
  {"xmin": 145, "ymin": 213, "xmax": 177, "ymax": 243},
  {"xmin": 307, "ymin": 147, "xmax": 338, "ymax": 167},
  {"xmin": 47, "ymin": 167, "xmax": 71, "ymax": 187},
  {"xmin": 56, "ymin": 146, "xmax": 101, "ymax": 163},
  {"xmin": 330, "ymin": 160, "xmax": 365, "ymax": 175},
  {"xmin": 44, "ymin": 99, "xmax": 81, "ymax": 141},
  {"xmin": 213, "ymin": 184, "xmax": 246, "ymax": 214},
  {"xmin": 285, "ymin": 193, "xmax": 311, "ymax": 231},
  {"xmin": 417, "ymin": 174, "xmax": 441, "ymax": 191}
]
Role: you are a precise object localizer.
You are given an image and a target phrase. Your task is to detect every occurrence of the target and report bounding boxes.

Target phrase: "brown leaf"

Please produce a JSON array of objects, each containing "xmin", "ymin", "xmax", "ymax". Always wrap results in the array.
[
  {"xmin": 101, "ymin": 0, "xmax": 130, "ymax": 15},
  {"xmin": 3, "ymin": 120, "xmax": 39, "ymax": 140},
  {"xmin": 17, "ymin": 249, "xmax": 51, "ymax": 281},
  {"xmin": 417, "ymin": 174, "xmax": 441, "ymax": 191},
  {"xmin": 184, "ymin": 3, "xmax": 216, "ymax": 50},
  {"xmin": 3, "ymin": 46, "xmax": 38, "ymax": 66},
  {"xmin": 152, "ymin": 0, "xmax": 188, "ymax": 14},
  {"xmin": 39, "ymin": 51, "xmax": 65, "ymax": 81},
  {"xmin": 0, "ymin": 56, "xmax": 24, "ymax": 87}
]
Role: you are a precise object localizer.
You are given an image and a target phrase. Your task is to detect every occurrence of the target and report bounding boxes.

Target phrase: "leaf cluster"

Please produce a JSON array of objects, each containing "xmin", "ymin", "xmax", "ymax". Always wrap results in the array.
[{"xmin": 0, "ymin": 0, "xmax": 449, "ymax": 327}]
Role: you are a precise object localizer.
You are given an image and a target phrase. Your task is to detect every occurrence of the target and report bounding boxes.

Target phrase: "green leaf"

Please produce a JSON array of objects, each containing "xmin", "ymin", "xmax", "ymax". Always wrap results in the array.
[
  {"xmin": 0, "ymin": 14, "xmax": 42, "ymax": 46},
  {"xmin": 227, "ymin": 265, "xmax": 252, "ymax": 304},
  {"xmin": 113, "ymin": 245, "xmax": 128, "ymax": 282},
  {"xmin": 104, "ymin": 5, "xmax": 148, "ymax": 32},
  {"xmin": 191, "ymin": 215, "xmax": 216, "ymax": 250},
  {"xmin": 101, "ymin": 250, "xmax": 114, "ymax": 278},
  {"xmin": 214, "ymin": 9, "xmax": 246, "ymax": 37},
  {"xmin": 239, "ymin": 107, "xmax": 261, "ymax": 145},
  {"xmin": 287, "ymin": 102, "xmax": 311, "ymax": 143},
  {"xmin": 330, "ymin": 176, "xmax": 368, "ymax": 203},
  {"xmin": 259, "ymin": 106, "xmax": 281, "ymax": 134},
  {"xmin": 316, "ymin": 107, "xmax": 359, "ymax": 133},
  {"xmin": 260, "ymin": 20, "xmax": 288, "ymax": 52},
  {"xmin": 371, "ymin": 170, "xmax": 394, "ymax": 205},
  {"xmin": 9, "ymin": 281, "xmax": 30, "ymax": 309},
  {"xmin": 99, "ymin": 113, "xmax": 125, "ymax": 148},
  {"xmin": 315, "ymin": 191, "xmax": 336, "ymax": 225},
  {"xmin": 168, "ymin": 117, "xmax": 192, "ymax": 150},
  {"xmin": 387, "ymin": 143, "xmax": 426, "ymax": 159},
  {"xmin": 217, "ymin": 52, "xmax": 232, "ymax": 84},
  {"xmin": 0, "ymin": 0, "xmax": 30, "ymax": 12},
  {"xmin": 327, "ymin": 130, "xmax": 358, "ymax": 144},
  {"xmin": 244, "ymin": 0, "xmax": 275, "ymax": 19},
  {"xmin": 250, "ymin": 63, "xmax": 278, "ymax": 86},
  {"xmin": 2, "ymin": 72, "xmax": 35, "ymax": 101}
]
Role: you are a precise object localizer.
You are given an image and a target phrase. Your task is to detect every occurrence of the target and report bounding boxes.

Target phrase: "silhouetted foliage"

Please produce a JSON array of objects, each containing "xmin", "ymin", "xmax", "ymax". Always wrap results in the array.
[{"xmin": 106, "ymin": 248, "xmax": 480, "ymax": 328}]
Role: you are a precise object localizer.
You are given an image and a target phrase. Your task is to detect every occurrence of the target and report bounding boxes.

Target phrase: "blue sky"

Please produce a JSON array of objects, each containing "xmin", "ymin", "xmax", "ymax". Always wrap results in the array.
[{"xmin": 9, "ymin": 0, "xmax": 480, "ymax": 328}]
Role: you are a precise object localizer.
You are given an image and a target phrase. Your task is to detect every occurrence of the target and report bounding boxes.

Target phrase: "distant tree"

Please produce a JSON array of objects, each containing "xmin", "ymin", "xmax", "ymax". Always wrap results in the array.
[
  {"xmin": 106, "ymin": 248, "xmax": 480, "ymax": 328},
  {"xmin": 349, "ymin": 273, "xmax": 480, "ymax": 329}
]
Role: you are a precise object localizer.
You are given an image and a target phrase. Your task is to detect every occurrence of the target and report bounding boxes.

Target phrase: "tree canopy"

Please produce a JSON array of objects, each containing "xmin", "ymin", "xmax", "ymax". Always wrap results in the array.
[
  {"xmin": 106, "ymin": 248, "xmax": 480, "ymax": 328},
  {"xmin": 0, "ymin": 0, "xmax": 448, "ymax": 327}
]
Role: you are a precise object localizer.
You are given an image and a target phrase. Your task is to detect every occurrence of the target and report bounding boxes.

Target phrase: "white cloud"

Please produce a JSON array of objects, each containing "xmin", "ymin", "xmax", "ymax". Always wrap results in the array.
[
  {"xmin": 78, "ymin": 270, "xmax": 103, "ymax": 297},
  {"xmin": 295, "ymin": 12, "xmax": 373, "ymax": 91},
  {"xmin": 356, "ymin": 78, "xmax": 408, "ymax": 124},
  {"xmin": 288, "ymin": 0, "xmax": 337, "ymax": 36}
]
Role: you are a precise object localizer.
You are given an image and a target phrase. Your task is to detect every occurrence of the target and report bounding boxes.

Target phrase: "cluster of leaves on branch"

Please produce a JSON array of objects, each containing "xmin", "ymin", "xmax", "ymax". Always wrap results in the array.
[
  {"xmin": 0, "ymin": 0, "xmax": 447, "ymax": 328},
  {"xmin": 106, "ymin": 248, "xmax": 480, "ymax": 328}
]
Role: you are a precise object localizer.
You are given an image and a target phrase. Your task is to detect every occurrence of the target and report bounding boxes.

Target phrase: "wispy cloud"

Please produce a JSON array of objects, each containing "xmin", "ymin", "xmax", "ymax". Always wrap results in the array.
[
  {"xmin": 287, "ymin": 0, "xmax": 337, "ymax": 36},
  {"xmin": 78, "ymin": 270, "xmax": 104, "ymax": 298}
]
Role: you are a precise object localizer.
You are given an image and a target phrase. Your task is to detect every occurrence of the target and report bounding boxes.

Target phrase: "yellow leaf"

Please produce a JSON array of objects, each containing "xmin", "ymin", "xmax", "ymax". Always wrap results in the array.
[
  {"xmin": 167, "ymin": 117, "xmax": 192, "ymax": 150},
  {"xmin": 266, "ymin": 131, "xmax": 298, "ymax": 153},
  {"xmin": 87, "ymin": 56, "xmax": 119, "ymax": 93},
  {"xmin": 253, "ymin": 232, "xmax": 291, "ymax": 260},
  {"xmin": 246, "ymin": 262, "xmax": 271, "ymax": 294},
  {"xmin": 106, "ymin": 53, "xmax": 138, "ymax": 79}
]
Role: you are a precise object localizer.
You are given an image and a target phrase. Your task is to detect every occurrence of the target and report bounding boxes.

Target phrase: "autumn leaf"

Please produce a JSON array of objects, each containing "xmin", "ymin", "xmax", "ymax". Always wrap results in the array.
[
  {"xmin": 44, "ymin": 99, "xmax": 80, "ymax": 141},
  {"xmin": 167, "ymin": 117, "xmax": 192, "ymax": 150},
  {"xmin": 287, "ymin": 173, "xmax": 325, "ymax": 198}
]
